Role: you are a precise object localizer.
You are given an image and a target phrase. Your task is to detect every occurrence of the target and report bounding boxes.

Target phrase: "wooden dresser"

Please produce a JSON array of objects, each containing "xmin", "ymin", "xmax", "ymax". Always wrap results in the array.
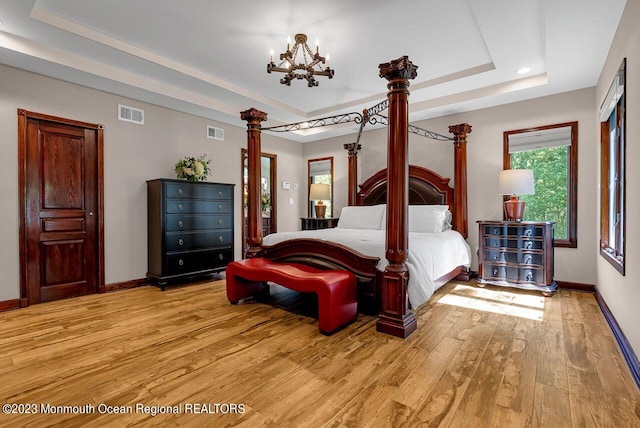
[
  {"xmin": 477, "ymin": 221, "xmax": 557, "ymax": 296},
  {"xmin": 147, "ymin": 179, "xmax": 234, "ymax": 289}
]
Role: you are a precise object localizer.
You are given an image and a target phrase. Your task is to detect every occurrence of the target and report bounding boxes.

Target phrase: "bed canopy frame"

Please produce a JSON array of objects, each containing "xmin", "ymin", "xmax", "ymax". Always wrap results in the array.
[{"xmin": 240, "ymin": 56, "xmax": 471, "ymax": 338}]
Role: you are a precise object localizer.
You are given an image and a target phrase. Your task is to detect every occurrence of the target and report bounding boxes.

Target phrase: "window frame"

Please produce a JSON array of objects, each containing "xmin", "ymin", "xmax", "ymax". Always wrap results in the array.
[
  {"xmin": 503, "ymin": 121, "xmax": 578, "ymax": 248},
  {"xmin": 599, "ymin": 58, "xmax": 626, "ymax": 275}
]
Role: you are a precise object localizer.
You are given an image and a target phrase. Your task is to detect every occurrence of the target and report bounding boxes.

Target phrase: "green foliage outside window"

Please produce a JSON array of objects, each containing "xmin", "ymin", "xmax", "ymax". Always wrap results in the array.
[{"xmin": 511, "ymin": 146, "xmax": 568, "ymax": 239}]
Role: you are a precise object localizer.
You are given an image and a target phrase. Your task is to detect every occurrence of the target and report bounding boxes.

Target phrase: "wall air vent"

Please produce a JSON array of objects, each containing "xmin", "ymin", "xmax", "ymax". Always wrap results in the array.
[
  {"xmin": 207, "ymin": 125, "xmax": 224, "ymax": 141},
  {"xmin": 118, "ymin": 104, "xmax": 144, "ymax": 125}
]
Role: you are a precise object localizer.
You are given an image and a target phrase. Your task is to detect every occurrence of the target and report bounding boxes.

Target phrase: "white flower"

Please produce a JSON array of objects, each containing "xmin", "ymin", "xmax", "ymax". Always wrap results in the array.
[
  {"xmin": 194, "ymin": 161, "xmax": 205, "ymax": 176},
  {"xmin": 182, "ymin": 166, "xmax": 194, "ymax": 176}
]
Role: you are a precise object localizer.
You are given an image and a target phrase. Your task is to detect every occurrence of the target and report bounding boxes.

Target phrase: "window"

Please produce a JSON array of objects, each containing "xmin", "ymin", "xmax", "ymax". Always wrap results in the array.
[
  {"xmin": 599, "ymin": 59, "xmax": 626, "ymax": 275},
  {"xmin": 504, "ymin": 122, "xmax": 578, "ymax": 247}
]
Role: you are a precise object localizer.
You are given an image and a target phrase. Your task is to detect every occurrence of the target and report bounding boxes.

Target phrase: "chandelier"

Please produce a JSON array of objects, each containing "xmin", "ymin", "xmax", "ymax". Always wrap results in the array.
[{"xmin": 267, "ymin": 33, "xmax": 334, "ymax": 87}]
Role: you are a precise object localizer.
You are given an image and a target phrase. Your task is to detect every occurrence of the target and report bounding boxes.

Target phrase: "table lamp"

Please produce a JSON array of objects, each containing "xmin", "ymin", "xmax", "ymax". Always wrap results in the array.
[
  {"xmin": 498, "ymin": 169, "xmax": 535, "ymax": 221},
  {"xmin": 309, "ymin": 183, "xmax": 330, "ymax": 218}
]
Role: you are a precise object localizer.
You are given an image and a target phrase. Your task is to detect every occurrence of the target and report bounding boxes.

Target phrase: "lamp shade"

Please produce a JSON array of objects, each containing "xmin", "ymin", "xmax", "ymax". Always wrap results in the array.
[
  {"xmin": 309, "ymin": 183, "xmax": 330, "ymax": 200},
  {"xmin": 498, "ymin": 169, "xmax": 535, "ymax": 196}
]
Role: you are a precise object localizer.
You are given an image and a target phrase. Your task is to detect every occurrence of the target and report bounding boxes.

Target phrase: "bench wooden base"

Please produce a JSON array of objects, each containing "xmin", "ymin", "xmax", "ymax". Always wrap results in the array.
[{"xmin": 226, "ymin": 258, "xmax": 357, "ymax": 335}]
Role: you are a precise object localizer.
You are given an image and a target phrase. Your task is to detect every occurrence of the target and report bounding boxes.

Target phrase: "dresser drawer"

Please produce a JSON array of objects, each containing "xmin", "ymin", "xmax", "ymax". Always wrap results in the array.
[
  {"xmin": 519, "ymin": 267, "xmax": 543, "ymax": 284},
  {"xmin": 166, "ymin": 199, "xmax": 232, "ymax": 214},
  {"xmin": 507, "ymin": 225, "xmax": 543, "ymax": 238},
  {"xmin": 166, "ymin": 230, "xmax": 232, "ymax": 251},
  {"xmin": 484, "ymin": 250, "xmax": 517, "ymax": 263},
  {"xmin": 165, "ymin": 249, "xmax": 232, "ymax": 276},
  {"xmin": 484, "ymin": 237, "xmax": 504, "ymax": 248},
  {"xmin": 483, "ymin": 263, "xmax": 520, "ymax": 281},
  {"xmin": 505, "ymin": 238, "xmax": 544, "ymax": 250},
  {"xmin": 484, "ymin": 224, "xmax": 506, "ymax": 236},
  {"xmin": 165, "ymin": 214, "xmax": 232, "ymax": 231},
  {"xmin": 518, "ymin": 252, "xmax": 543, "ymax": 265},
  {"xmin": 166, "ymin": 182, "xmax": 232, "ymax": 200}
]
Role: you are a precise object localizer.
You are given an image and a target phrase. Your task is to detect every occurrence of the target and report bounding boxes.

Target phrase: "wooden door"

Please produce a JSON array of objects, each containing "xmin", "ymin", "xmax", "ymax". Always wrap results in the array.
[{"xmin": 18, "ymin": 110, "xmax": 104, "ymax": 305}]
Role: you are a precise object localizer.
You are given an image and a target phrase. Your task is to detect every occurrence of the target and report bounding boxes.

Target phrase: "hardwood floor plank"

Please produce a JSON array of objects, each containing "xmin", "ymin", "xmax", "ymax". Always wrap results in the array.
[
  {"xmin": 567, "ymin": 366, "xmax": 616, "ymax": 427},
  {"xmin": 410, "ymin": 370, "xmax": 472, "ymax": 427},
  {"xmin": 444, "ymin": 311, "xmax": 501, "ymax": 378},
  {"xmin": 531, "ymin": 382, "xmax": 572, "ymax": 427},
  {"xmin": 495, "ymin": 317, "xmax": 539, "ymax": 413},
  {"xmin": 536, "ymin": 324, "xmax": 568, "ymax": 389},
  {"xmin": 392, "ymin": 336, "xmax": 463, "ymax": 411},
  {"xmin": 457, "ymin": 316, "xmax": 516, "ymax": 420},
  {"xmin": 563, "ymin": 320, "xmax": 598, "ymax": 372}
]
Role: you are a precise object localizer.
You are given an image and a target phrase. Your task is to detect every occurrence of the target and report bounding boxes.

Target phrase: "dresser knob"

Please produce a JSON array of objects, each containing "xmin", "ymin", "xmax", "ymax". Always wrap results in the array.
[
  {"xmin": 218, "ymin": 254, "xmax": 224, "ymax": 260},
  {"xmin": 178, "ymin": 188, "xmax": 184, "ymax": 195},
  {"xmin": 218, "ymin": 204, "xmax": 223, "ymax": 211},
  {"xmin": 219, "ymin": 236, "xmax": 224, "ymax": 242},
  {"xmin": 178, "ymin": 204, "xmax": 184, "ymax": 211},
  {"xmin": 178, "ymin": 239, "xmax": 184, "ymax": 246},
  {"xmin": 178, "ymin": 259, "xmax": 184, "ymax": 266},
  {"xmin": 178, "ymin": 221, "xmax": 184, "ymax": 228},
  {"xmin": 493, "ymin": 268, "xmax": 498, "ymax": 276},
  {"xmin": 525, "ymin": 229, "xmax": 532, "ymax": 237},
  {"xmin": 218, "ymin": 191, "xmax": 224, "ymax": 197},
  {"xmin": 525, "ymin": 256, "xmax": 532, "ymax": 264},
  {"xmin": 524, "ymin": 241, "xmax": 532, "ymax": 249},
  {"xmin": 218, "ymin": 219, "xmax": 223, "ymax": 225}
]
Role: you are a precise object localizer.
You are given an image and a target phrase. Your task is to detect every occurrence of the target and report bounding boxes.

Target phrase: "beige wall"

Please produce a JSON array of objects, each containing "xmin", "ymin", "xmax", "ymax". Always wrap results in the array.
[
  {"xmin": 305, "ymin": 88, "xmax": 599, "ymax": 286},
  {"xmin": 595, "ymin": 0, "xmax": 640, "ymax": 356},
  {"xmin": 0, "ymin": 64, "xmax": 305, "ymax": 300}
]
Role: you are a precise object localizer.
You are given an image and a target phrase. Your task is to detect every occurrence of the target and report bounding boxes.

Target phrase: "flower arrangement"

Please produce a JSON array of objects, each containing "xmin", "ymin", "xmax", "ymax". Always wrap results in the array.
[
  {"xmin": 261, "ymin": 190, "xmax": 271, "ymax": 212},
  {"xmin": 175, "ymin": 154, "xmax": 211, "ymax": 181}
]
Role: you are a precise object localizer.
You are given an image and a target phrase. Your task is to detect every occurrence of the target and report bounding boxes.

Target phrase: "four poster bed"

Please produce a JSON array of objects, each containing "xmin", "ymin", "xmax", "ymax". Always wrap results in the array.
[{"xmin": 239, "ymin": 56, "xmax": 472, "ymax": 338}]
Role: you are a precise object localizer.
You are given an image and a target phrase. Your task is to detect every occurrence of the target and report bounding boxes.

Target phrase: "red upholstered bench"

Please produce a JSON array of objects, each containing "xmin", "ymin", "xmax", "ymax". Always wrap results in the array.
[{"xmin": 226, "ymin": 258, "xmax": 357, "ymax": 335}]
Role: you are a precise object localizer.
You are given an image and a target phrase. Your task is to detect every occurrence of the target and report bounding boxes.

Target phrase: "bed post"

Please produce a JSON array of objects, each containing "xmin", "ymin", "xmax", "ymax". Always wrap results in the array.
[
  {"xmin": 448, "ymin": 123, "xmax": 472, "ymax": 239},
  {"xmin": 377, "ymin": 56, "xmax": 418, "ymax": 338},
  {"xmin": 343, "ymin": 143, "xmax": 361, "ymax": 206},
  {"xmin": 240, "ymin": 108, "xmax": 268, "ymax": 258}
]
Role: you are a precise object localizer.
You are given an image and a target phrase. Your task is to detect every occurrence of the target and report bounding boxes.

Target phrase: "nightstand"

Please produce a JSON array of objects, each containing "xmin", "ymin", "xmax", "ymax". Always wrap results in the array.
[
  {"xmin": 300, "ymin": 217, "xmax": 339, "ymax": 230},
  {"xmin": 477, "ymin": 220, "xmax": 557, "ymax": 296}
]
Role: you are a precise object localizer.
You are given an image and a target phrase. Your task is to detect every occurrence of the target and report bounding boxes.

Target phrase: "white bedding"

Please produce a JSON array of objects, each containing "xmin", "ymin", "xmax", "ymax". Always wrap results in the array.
[{"xmin": 262, "ymin": 228, "xmax": 471, "ymax": 308}]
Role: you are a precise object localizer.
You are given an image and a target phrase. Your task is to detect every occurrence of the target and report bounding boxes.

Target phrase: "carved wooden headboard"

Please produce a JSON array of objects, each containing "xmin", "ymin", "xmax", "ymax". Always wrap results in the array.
[{"xmin": 356, "ymin": 164, "xmax": 458, "ymax": 229}]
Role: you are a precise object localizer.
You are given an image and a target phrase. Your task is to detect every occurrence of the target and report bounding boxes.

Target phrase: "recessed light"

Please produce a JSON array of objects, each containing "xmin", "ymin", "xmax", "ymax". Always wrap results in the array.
[{"xmin": 516, "ymin": 67, "xmax": 531, "ymax": 75}]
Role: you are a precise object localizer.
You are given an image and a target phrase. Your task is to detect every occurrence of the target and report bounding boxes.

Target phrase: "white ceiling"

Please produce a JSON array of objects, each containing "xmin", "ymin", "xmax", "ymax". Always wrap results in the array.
[{"xmin": 0, "ymin": 0, "xmax": 626, "ymax": 142}]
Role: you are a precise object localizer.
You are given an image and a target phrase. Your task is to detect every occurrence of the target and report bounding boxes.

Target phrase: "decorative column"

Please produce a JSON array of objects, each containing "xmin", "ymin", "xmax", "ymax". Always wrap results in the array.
[
  {"xmin": 448, "ymin": 123, "xmax": 472, "ymax": 240},
  {"xmin": 240, "ymin": 108, "xmax": 268, "ymax": 258},
  {"xmin": 377, "ymin": 56, "xmax": 418, "ymax": 338},
  {"xmin": 343, "ymin": 142, "xmax": 361, "ymax": 206}
]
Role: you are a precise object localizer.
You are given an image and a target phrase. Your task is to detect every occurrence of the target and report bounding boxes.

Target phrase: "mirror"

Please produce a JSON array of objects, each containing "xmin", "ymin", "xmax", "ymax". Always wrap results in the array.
[
  {"xmin": 308, "ymin": 157, "xmax": 333, "ymax": 218},
  {"xmin": 241, "ymin": 149, "xmax": 277, "ymax": 257}
]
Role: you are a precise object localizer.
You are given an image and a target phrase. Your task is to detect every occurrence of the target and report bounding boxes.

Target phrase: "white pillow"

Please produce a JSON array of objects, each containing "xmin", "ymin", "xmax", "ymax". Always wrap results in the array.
[
  {"xmin": 337, "ymin": 204, "xmax": 386, "ymax": 230},
  {"xmin": 409, "ymin": 205, "xmax": 450, "ymax": 233}
]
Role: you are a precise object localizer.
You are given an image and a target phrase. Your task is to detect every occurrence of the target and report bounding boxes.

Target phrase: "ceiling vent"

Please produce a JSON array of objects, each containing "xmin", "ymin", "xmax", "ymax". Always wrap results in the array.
[
  {"xmin": 207, "ymin": 125, "xmax": 224, "ymax": 141},
  {"xmin": 118, "ymin": 104, "xmax": 144, "ymax": 125}
]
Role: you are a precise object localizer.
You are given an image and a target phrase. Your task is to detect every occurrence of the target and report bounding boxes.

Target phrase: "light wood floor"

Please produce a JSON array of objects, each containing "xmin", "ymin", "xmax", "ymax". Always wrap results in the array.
[{"xmin": 0, "ymin": 279, "xmax": 638, "ymax": 427}]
